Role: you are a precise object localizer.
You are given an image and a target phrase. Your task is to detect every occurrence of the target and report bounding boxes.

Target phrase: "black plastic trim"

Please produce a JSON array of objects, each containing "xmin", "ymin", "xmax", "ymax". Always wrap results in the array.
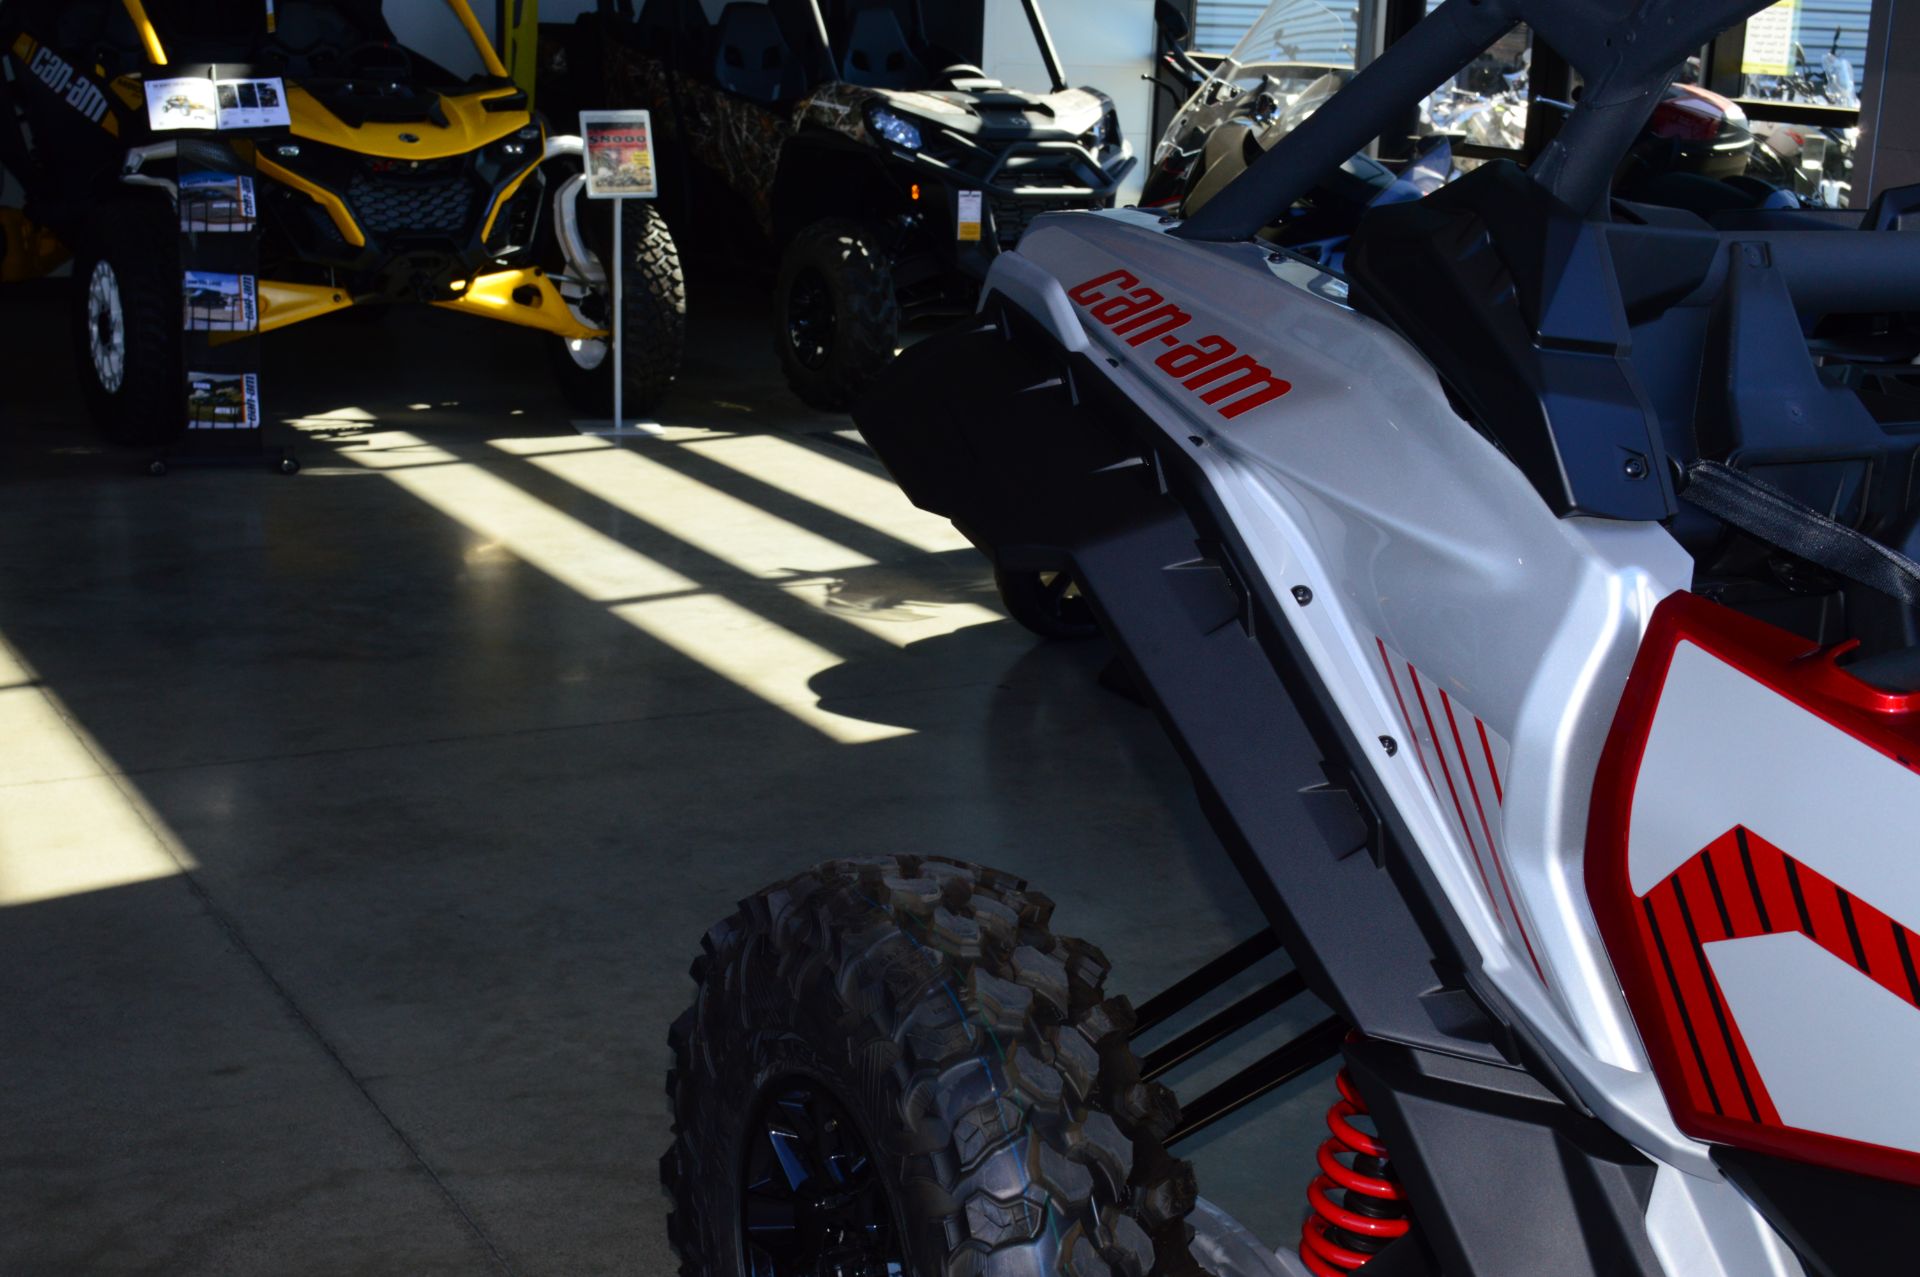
[
  {"xmin": 1714, "ymin": 1147, "xmax": 1920, "ymax": 1277},
  {"xmin": 1345, "ymin": 1037, "xmax": 1665, "ymax": 1277}
]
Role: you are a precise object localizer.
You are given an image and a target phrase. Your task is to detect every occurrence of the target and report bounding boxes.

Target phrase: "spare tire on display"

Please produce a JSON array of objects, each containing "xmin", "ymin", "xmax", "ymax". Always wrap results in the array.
[
  {"xmin": 71, "ymin": 193, "xmax": 185, "ymax": 446},
  {"xmin": 662, "ymin": 855, "xmax": 1205, "ymax": 1276}
]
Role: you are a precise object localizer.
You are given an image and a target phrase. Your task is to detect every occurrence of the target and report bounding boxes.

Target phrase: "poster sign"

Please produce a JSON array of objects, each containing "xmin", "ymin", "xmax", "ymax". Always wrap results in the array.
[
  {"xmin": 180, "ymin": 172, "xmax": 257, "ymax": 233},
  {"xmin": 183, "ymin": 271, "xmax": 258, "ymax": 332},
  {"xmin": 580, "ymin": 110, "xmax": 658, "ymax": 199},
  {"xmin": 186, "ymin": 371, "xmax": 260, "ymax": 429},
  {"xmin": 1742, "ymin": 0, "xmax": 1799, "ymax": 76},
  {"xmin": 956, "ymin": 189, "xmax": 984, "ymax": 242},
  {"xmin": 146, "ymin": 76, "xmax": 290, "ymax": 131}
]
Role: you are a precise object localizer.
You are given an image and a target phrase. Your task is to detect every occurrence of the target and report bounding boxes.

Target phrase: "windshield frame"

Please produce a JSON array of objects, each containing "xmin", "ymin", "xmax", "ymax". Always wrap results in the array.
[{"xmin": 1154, "ymin": 0, "xmax": 1360, "ymax": 166}]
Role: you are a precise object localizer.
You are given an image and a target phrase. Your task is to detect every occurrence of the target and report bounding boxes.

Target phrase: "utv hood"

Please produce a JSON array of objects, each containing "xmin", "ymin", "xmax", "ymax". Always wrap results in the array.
[
  {"xmin": 868, "ymin": 85, "xmax": 1112, "ymax": 145},
  {"xmin": 285, "ymin": 80, "xmax": 532, "ymax": 160}
]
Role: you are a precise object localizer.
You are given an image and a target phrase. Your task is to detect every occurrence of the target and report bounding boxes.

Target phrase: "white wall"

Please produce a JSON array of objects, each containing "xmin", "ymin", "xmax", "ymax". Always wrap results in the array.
[{"xmin": 981, "ymin": 0, "xmax": 1155, "ymax": 203}]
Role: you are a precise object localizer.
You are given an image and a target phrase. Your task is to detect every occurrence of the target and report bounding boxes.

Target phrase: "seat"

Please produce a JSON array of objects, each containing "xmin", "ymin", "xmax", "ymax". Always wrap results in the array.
[
  {"xmin": 840, "ymin": 4, "xmax": 926, "ymax": 89},
  {"xmin": 634, "ymin": 0, "xmax": 710, "ymax": 65},
  {"xmin": 712, "ymin": 3, "xmax": 802, "ymax": 103}
]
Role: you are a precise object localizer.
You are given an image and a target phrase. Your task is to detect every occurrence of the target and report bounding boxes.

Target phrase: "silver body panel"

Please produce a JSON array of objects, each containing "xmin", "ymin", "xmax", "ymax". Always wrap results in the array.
[{"xmin": 980, "ymin": 207, "xmax": 1802, "ymax": 1272}]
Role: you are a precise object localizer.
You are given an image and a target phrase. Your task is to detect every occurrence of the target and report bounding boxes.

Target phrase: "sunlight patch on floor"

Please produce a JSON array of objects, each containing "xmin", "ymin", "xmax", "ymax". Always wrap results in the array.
[
  {"xmin": 500, "ymin": 438, "xmax": 878, "ymax": 578},
  {"xmin": 0, "ymin": 641, "xmax": 192, "ymax": 907},
  {"xmin": 345, "ymin": 431, "xmax": 913, "ymax": 743},
  {"xmin": 667, "ymin": 430, "xmax": 975, "ymax": 557},
  {"xmin": 493, "ymin": 434, "xmax": 1006, "ymax": 645}
]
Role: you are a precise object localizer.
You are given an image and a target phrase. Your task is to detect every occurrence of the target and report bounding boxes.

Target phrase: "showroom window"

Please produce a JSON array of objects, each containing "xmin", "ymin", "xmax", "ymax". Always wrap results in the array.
[
  {"xmin": 1192, "ymin": 1, "xmax": 1358, "ymax": 60},
  {"xmin": 1725, "ymin": 0, "xmax": 1873, "ymax": 106},
  {"xmin": 1183, "ymin": 1, "xmax": 1532, "ymax": 157}
]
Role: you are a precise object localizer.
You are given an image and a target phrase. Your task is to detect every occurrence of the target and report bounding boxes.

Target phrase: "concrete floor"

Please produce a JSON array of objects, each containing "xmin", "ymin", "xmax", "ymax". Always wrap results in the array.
[{"xmin": 0, "ymin": 276, "xmax": 1336, "ymax": 1274}]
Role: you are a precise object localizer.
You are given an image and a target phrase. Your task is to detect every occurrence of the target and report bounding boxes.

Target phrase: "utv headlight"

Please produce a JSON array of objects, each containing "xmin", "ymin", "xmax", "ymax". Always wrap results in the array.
[
  {"xmin": 1085, "ymin": 109, "xmax": 1121, "ymax": 152},
  {"xmin": 867, "ymin": 106, "xmax": 923, "ymax": 151},
  {"xmin": 496, "ymin": 126, "xmax": 542, "ymax": 160}
]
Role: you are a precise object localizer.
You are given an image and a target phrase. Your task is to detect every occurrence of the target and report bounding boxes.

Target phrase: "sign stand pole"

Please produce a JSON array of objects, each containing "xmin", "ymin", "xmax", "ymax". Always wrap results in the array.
[
  {"xmin": 612, "ymin": 207, "xmax": 623, "ymax": 433},
  {"xmin": 570, "ymin": 109, "xmax": 663, "ymax": 442},
  {"xmin": 576, "ymin": 204, "xmax": 657, "ymax": 439}
]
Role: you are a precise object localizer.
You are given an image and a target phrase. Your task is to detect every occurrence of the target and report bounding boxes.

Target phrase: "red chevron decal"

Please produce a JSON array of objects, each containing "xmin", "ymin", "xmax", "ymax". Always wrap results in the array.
[
  {"xmin": 1630, "ymin": 824, "xmax": 1920, "ymax": 1130},
  {"xmin": 1590, "ymin": 591, "xmax": 1920, "ymax": 1186}
]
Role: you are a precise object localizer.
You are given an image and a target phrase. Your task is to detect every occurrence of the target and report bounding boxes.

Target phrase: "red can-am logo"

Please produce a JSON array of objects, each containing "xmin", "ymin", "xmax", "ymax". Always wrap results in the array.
[{"xmin": 1068, "ymin": 270, "xmax": 1292, "ymax": 421}]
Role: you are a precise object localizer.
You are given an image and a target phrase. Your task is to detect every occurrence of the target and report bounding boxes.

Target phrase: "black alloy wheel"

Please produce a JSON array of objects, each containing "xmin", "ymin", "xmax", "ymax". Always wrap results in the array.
[
  {"xmin": 740, "ymin": 1078, "xmax": 904, "ymax": 1277},
  {"xmin": 771, "ymin": 217, "xmax": 899, "ymax": 411},
  {"xmin": 785, "ymin": 267, "xmax": 836, "ymax": 373}
]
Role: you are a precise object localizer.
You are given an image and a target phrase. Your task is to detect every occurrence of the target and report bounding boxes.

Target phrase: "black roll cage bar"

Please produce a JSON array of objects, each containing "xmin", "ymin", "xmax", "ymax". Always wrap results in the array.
[{"xmin": 1175, "ymin": 0, "xmax": 1791, "ymax": 238}]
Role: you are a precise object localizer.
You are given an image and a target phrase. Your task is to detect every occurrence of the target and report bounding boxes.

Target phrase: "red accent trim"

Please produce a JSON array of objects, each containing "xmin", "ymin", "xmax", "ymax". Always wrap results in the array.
[
  {"xmin": 1860, "ymin": 909, "xmax": 1909, "ymax": 999},
  {"xmin": 1802, "ymin": 869, "xmax": 1848, "ymax": 952},
  {"xmin": 1589, "ymin": 591, "xmax": 1920, "ymax": 1186},
  {"xmin": 1442, "ymin": 689, "xmax": 1546, "ymax": 984},
  {"xmin": 1477, "ymin": 717, "xmax": 1505, "ymax": 805},
  {"xmin": 1301, "ymin": 1219, "xmax": 1377, "ymax": 1276},
  {"xmin": 1300, "ymin": 1067, "xmax": 1411, "ymax": 1275},
  {"xmin": 1306, "ymin": 1177, "xmax": 1408, "ymax": 1239},
  {"xmin": 1706, "ymin": 831, "xmax": 1765, "ymax": 937},
  {"xmin": 1410, "ymin": 666, "xmax": 1501, "ymax": 915},
  {"xmin": 1752, "ymin": 839, "xmax": 1802, "ymax": 938},
  {"xmin": 1316, "ymin": 1138, "xmax": 1402, "ymax": 1200},
  {"xmin": 1376, "ymin": 638, "xmax": 1437, "ymax": 797}
]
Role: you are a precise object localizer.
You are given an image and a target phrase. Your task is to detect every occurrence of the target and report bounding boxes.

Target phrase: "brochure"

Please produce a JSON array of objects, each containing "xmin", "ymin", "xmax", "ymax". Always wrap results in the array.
[
  {"xmin": 180, "ymin": 172, "xmax": 257, "ymax": 233},
  {"xmin": 186, "ymin": 371, "xmax": 260, "ymax": 430},
  {"xmin": 146, "ymin": 76, "xmax": 291, "ymax": 131},
  {"xmin": 182, "ymin": 271, "xmax": 258, "ymax": 333}
]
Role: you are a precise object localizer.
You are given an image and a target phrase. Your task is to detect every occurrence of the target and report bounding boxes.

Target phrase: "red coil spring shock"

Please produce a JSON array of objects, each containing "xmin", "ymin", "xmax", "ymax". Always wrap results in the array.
[{"xmin": 1299, "ymin": 1068, "xmax": 1411, "ymax": 1276}]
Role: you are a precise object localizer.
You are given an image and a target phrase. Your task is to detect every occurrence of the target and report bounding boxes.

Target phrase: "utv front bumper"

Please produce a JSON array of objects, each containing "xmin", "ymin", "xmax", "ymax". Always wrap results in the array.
[
  {"xmin": 121, "ymin": 137, "xmax": 605, "ymax": 342},
  {"xmin": 906, "ymin": 136, "xmax": 1136, "ymax": 256},
  {"xmin": 249, "ymin": 129, "xmax": 547, "ymax": 297}
]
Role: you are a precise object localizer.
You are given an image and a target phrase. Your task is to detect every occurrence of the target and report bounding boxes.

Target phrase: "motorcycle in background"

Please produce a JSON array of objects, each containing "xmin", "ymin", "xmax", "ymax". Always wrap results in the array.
[{"xmin": 1746, "ymin": 29, "xmax": 1860, "ymax": 209}]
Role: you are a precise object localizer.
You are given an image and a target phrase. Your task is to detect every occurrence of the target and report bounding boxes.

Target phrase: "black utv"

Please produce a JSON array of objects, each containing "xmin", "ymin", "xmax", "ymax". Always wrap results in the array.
[{"xmin": 548, "ymin": 0, "xmax": 1135, "ymax": 409}]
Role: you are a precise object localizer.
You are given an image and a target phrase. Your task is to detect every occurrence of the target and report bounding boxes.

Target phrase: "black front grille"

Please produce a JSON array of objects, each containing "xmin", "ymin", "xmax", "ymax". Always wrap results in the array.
[
  {"xmin": 346, "ymin": 172, "xmax": 478, "ymax": 239},
  {"xmin": 988, "ymin": 197, "xmax": 1096, "ymax": 250}
]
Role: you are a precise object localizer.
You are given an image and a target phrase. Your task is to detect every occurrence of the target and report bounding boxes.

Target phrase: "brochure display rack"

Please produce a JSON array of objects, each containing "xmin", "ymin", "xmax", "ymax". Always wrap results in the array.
[{"xmin": 149, "ymin": 92, "xmax": 295, "ymax": 475}]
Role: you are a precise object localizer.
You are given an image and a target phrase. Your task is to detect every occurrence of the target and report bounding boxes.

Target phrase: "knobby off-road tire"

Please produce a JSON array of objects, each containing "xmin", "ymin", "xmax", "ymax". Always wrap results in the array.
[
  {"xmin": 774, "ymin": 217, "xmax": 899, "ymax": 412},
  {"xmin": 995, "ymin": 568, "xmax": 1100, "ymax": 641},
  {"xmin": 662, "ymin": 855, "xmax": 1205, "ymax": 1277},
  {"xmin": 548, "ymin": 199, "xmax": 687, "ymax": 415},
  {"xmin": 71, "ymin": 192, "xmax": 184, "ymax": 446}
]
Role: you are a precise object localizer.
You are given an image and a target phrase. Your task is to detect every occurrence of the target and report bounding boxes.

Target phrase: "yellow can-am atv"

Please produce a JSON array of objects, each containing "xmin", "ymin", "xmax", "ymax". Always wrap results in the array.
[{"xmin": 0, "ymin": 0, "xmax": 685, "ymax": 444}]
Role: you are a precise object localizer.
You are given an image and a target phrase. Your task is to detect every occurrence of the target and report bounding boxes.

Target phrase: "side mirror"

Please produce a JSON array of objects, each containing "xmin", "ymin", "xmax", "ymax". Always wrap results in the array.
[{"xmin": 1155, "ymin": 0, "xmax": 1190, "ymax": 45}]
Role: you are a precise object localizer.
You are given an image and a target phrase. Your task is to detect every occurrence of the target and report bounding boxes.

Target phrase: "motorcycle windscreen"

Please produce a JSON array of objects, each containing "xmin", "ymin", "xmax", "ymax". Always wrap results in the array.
[{"xmin": 1589, "ymin": 591, "xmax": 1920, "ymax": 1186}]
